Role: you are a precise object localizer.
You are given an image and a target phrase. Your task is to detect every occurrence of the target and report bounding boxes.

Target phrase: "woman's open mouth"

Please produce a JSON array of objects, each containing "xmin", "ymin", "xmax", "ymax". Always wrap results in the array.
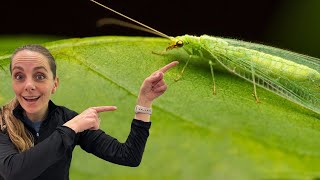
[{"xmin": 23, "ymin": 96, "xmax": 40, "ymax": 102}]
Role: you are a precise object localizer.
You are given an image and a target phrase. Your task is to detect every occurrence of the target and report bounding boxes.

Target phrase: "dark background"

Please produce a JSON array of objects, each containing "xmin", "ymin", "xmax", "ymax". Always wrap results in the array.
[{"xmin": 1, "ymin": 0, "xmax": 319, "ymax": 57}]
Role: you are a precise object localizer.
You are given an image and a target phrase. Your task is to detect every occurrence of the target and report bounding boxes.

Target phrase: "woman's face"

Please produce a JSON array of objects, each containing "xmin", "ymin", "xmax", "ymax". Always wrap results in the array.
[{"xmin": 11, "ymin": 50, "xmax": 59, "ymax": 121}]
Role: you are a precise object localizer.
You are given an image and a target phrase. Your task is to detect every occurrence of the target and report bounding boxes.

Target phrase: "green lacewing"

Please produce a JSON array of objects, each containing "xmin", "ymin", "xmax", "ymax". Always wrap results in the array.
[{"xmin": 90, "ymin": 0, "xmax": 320, "ymax": 114}]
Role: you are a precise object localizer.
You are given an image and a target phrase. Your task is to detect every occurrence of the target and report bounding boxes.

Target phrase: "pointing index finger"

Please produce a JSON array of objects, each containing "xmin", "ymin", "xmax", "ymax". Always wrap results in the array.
[
  {"xmin": 91, "ymin": 106, "xmax": 117, "ymax": 113},
  {"xmin": 158, "ymin": 61, "xmax": 179, "ymax": 73}
]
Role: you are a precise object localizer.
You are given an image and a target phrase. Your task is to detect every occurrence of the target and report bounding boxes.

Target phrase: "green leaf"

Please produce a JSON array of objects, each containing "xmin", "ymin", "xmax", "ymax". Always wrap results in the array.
[
  {"xmin": 0, "ymin": 34, "xmax": 66, "ymax": 55},
  {"xmin": 1, "ymin": 36, "xmax": 319, "ymax": 179}
]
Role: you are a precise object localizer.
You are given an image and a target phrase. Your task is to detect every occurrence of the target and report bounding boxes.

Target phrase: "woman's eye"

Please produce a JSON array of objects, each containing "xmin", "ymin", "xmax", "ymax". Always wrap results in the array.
[
  {"xmin": 14, "ymin": 74, "xmax": 24, "ymax": 80},
  {"xmin": 35, "ymin": 74, "xmax": 45, "ymax": 80}
]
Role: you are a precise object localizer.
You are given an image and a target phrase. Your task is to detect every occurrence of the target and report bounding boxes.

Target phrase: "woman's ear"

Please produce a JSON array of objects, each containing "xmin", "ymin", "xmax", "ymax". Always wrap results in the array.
[{"xmin": 51, "ymin": 77, "xmax": 59, "ymax": 94}]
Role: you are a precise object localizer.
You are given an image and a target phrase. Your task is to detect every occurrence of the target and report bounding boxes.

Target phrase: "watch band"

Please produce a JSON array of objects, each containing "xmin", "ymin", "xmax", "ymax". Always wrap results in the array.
[{"xmin": 135, "ymin": 105, "xmax": 152, "ymax": 115}]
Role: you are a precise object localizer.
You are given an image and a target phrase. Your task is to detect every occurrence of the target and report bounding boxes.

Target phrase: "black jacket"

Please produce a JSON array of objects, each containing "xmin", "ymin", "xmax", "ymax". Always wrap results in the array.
[{"xmin": 0, "ymin": 101, "xmax": 151, "ymax": 180}]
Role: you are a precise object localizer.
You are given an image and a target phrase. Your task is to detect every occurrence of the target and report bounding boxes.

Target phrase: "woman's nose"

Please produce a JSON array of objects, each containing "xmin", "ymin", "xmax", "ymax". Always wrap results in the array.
[{"xmin": 25, "ymin": 79, "xmax": 36, "ymax": 91}]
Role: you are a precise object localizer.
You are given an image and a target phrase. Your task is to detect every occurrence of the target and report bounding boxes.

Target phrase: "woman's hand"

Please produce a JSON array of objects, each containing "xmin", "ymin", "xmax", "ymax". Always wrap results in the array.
[
  {"xmin": 63, "ymin": 106, "xmax": 117, "ymax": 133},
  {"xmin": 137, "ymin": 61, "xmax": 179, "ymax": 107}
]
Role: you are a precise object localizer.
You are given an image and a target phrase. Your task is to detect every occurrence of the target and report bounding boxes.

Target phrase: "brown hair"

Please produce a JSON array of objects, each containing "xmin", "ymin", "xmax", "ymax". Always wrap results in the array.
[
  {"xmin": 0, "ymin": 44, "xmax": 56, "ymax": 152},
  {"xmin": 1, "ymin": 98, "xmax": 34, "ymax": 152},
  {"xmin": 10, "ymin": 44, "xmax": 56, "ymax": 78}
]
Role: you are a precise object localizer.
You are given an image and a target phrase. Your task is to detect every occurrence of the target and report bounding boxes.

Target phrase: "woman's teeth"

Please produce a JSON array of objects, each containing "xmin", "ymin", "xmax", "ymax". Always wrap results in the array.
[{"xmin": 23, "ymin": 96, "xmax": 40, "ymax": 102}]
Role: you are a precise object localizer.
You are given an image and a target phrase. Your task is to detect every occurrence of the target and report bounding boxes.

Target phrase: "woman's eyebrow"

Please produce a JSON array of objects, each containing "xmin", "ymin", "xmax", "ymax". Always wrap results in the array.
[
  {"xmin": 12, "ymin": 66, "xmax": 48, "ymax": 72},
  {"xmin": 12, "ymin": 66, "xmax": 24, "ymax": 72},
  {"xmin": 34, "ymin": 66, "xmax": 48, "ymax": 72}
]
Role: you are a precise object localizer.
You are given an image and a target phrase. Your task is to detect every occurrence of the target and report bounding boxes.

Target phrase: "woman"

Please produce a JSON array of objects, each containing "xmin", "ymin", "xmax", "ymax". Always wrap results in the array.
[{"xmin": 0, "ymin": 44, "xmax": 178, "ymax": 180}]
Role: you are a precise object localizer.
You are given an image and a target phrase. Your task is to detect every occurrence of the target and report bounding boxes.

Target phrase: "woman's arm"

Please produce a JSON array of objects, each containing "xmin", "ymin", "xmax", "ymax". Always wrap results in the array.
[
  {"xmin": 78, "ymin": 119, "xmax": 151, "ymax": 166},
  {"xmin": 135, "ymin": 61, "xmax": 179, "ymax": 122},
  {"xmin": 77, "ymin": 61, "xmax": 178, "ymax": 166}
]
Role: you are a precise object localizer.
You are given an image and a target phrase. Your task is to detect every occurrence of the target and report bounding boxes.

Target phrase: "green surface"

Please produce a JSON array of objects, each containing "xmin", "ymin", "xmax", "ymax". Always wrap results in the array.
[
  {"xmin": 0, "ymin": 34, "xmax": 66, "ymax": 54},
  {"xmin": 0, "ymin": 36, "xmax": 319, "ymax": 179}
]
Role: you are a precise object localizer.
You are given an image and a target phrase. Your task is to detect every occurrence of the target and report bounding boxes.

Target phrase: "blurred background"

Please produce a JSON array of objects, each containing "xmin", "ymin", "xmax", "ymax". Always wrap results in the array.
[{"xmin": 0, "ymin": 0, "xmax": 319, "ymax": 57}]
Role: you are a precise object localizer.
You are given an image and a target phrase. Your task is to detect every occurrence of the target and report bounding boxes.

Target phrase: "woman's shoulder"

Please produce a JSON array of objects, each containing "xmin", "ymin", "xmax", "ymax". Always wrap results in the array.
[
  {"xmin": 49, "ymin": 101, "xmax": 78, "ymax": 122},
  {"xmin": 57, "ymin": 106, "xmax": 78, "ymax": 117}
]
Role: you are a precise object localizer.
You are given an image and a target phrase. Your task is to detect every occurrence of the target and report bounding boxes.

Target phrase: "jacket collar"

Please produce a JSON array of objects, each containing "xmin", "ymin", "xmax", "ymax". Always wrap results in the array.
[{"xmin": 13, "ymin": 100, "xmax": 58, "ymax": 123}]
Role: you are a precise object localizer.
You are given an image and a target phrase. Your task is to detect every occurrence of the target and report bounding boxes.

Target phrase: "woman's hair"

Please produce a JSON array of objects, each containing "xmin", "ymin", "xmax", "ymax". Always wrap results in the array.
[
  {"xmin": 10, "ymin": 44, "xmax": 56, "ymax": 78},
  {"xmin": 1, "ymin": 98, "xmax": 34, "ymax": 152},
  {"xmin": 0, "ymin": 44, "xmax": 57, "ymax": 152}
]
